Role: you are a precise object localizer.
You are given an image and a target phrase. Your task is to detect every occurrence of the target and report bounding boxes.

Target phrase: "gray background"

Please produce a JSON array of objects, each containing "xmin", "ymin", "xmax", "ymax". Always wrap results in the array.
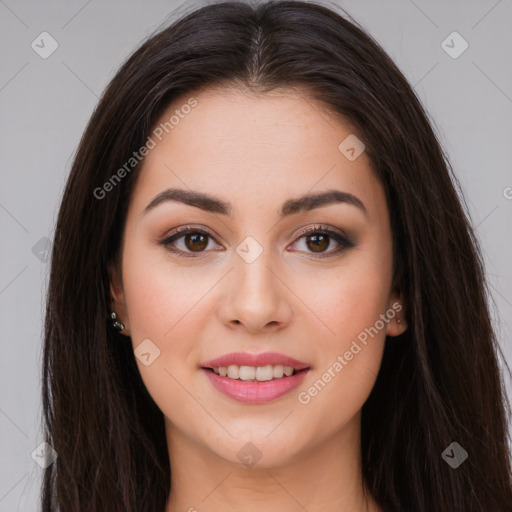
[{"xmin": 1, "ymin": 0, "xmax": 511, "ymax": 510}]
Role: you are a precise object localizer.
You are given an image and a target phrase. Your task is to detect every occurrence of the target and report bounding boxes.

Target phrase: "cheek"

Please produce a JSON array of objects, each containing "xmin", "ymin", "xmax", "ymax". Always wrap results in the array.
[
  {"xmin": 310, "ymin": 247, "xmax": 393, "ymax": 347},
  {"xmin": 122, "ymin": 240, "xmax": 204, "ymax": 341},
  {"xmin": 296, "ymin": 248, "xmax": 392, "ymax": 418},
  {"xmin": 295, "ymin": 317, "xmax": 386, "ymax": 441},
  {"xmin": 120, "ymin": 244, "xmax": 204, "ymax": 424}
]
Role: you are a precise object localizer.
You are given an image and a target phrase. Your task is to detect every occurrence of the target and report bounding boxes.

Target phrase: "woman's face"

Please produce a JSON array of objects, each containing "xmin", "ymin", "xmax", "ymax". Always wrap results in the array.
[{"xmin": 111, "ymin": 86, "xmax": 406, "ymax": 468}]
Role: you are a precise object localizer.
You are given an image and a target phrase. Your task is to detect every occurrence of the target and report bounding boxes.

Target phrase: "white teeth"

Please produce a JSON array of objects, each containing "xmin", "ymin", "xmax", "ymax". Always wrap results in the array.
[
  {"xmin": 256, "ymin": 365, "xmax": 274, "ymax": 381},
  {"xmin": 239, "ymin": 366, "xmax": 256, "ymax": 381},
  {"xmin": 211, "ymin": 364, "xmax": 298, "ymax": 381},
  {"xmin": 227, "ymin": 365, "xmax": 239, "ymax": 379},
  {"xmin": 273, "ymin": 365, "xmax": 284, "ymax": 378},
  {"xmin": 283, "ymin": 366, "xmax": 294, "ymax": 377}
]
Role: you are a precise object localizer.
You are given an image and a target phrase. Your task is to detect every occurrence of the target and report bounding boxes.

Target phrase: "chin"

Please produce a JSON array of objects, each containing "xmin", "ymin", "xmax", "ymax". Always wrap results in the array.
[{"xmin": 207, "ymin": 430, "xmax": 305, "ymax": 469}]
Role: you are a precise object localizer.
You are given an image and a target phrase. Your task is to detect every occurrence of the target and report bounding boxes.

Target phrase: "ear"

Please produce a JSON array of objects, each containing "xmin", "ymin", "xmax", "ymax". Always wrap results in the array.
[
  {"xmin": 386, "ymin": 272, "xmax": 407, "ymax": 338},
  {"xmin": 108, "ymin": 261, "xmax": 131, "ymax": 337}
]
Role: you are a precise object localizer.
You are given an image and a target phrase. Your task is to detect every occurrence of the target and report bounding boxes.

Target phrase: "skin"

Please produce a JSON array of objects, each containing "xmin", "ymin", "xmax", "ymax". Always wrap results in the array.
[{"xmin": 110, "ymin": 86, "xmax": 408, "ymax": 512}]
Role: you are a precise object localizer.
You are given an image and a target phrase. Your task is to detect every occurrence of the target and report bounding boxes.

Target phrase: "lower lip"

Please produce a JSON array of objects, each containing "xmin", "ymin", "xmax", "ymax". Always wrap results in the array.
[{"xmin": 202, "ymin": 368, "xmax": 310, "ymax": 404}]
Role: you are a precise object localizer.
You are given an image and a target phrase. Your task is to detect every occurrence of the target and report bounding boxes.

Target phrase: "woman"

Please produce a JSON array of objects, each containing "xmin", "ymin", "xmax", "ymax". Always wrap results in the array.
[{"xmin": 41, "ymin": 1, "xmax": 512, "ymax": 510}]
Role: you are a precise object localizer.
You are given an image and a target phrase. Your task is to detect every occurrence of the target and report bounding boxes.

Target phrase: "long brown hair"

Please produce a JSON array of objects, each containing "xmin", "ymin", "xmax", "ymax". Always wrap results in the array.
[{"xmin": 41, "ymin": 1, "xmax": 512, "ymax": 510}]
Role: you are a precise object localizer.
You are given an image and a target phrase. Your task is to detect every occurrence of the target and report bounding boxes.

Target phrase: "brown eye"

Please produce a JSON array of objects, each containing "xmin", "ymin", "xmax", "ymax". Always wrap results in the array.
[
  {"xmin": 183, "ymin": 232, "xmax": 209, "ymax": 252},
  {"xmin": 305, "ymin": 233, "xmax": 330, "ymax": 253},
  {"xmin": 289, "ymin": 225, "xmax": 355, "ymax": 258},
  {"xmin": 160, "ymin": 224, "xmax": 354, "ymax": 259},
  {"xmin": 159, "ymin": 227, "xmax": 219, "ymax": 257}
]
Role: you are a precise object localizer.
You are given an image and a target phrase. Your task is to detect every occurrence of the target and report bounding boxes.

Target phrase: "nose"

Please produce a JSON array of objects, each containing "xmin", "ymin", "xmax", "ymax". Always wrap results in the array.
[{"xmin": 218, "ymin": 250, "xmax": 292, "ymax": 335}]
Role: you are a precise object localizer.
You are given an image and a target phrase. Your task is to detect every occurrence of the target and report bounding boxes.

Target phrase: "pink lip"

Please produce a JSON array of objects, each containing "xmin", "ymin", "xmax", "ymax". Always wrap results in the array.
[
  {"xmin": 202, "ymin": 368, "xmax": 310, "ymax": 404},
  {"xmin": 201, "ymin": 351, "xmax": 310, "ymax": 371},
  {"xmin": 200, "ymin": 351, "xmax": 311, "ymax": 404}
]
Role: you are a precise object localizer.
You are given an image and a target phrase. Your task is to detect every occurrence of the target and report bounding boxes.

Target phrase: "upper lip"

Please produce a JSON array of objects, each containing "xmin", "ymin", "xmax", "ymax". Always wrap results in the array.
[{"xmin": 201, "ymin": 351, "xmax": 311, "ymax": 370}]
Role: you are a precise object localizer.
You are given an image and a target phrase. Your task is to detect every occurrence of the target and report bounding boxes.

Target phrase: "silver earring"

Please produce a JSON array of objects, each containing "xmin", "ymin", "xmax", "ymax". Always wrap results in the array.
[
  {"xmin": 397, "ymin": 318, "xmax": 401, "ymax": 324},
  {"xmin": 110, "ymin": 311, "xmax": 125, "ymax": 332}
]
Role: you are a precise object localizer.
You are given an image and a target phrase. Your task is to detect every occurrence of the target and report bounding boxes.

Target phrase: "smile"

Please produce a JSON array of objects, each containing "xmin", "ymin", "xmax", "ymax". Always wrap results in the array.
[
  {"xmin": 212, "ymin": 364, "xmax": 296, "ymax": 380},
  {"xmin": 200, "ymin": 352, "xmax": 311, "ymax": 404}
]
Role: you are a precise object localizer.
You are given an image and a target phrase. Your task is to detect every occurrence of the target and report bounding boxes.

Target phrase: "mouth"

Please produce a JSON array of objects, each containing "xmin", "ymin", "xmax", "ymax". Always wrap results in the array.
[
  {"xmin": 201, "ymin": 364, "xmax": 307, "ymax": 381},
  {"xmin": 200, "ymin": 352, "xmax": 311, "ymax": 404}
]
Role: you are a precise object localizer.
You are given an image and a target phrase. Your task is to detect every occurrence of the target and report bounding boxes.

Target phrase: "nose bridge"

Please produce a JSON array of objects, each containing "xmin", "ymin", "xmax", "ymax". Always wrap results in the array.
[
  {"xmin": 234, "ymin": 235, "xmax": 280, "ymax": 302},
  {"xmin": 223, "ymin": 233, "xmax": 291, "ymax": 331}
]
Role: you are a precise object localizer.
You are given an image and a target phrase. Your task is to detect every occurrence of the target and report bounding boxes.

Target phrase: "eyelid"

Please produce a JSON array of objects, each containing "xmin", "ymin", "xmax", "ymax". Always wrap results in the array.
[
  {"xmin": 292, "ymin": 223, "xmax": 351, "ymax": 241},
  {"xmin": 162, "ymin": 224, "xmax": 217, "ymax": 240},
  {"xmin": 157, "ymin": 224, "xmax": 218, "ymax": 250},
  {"xmin": 158, "ymin": 223, "xmax": 355, "ymax": 258},
  {"xmin": 158, "ymin": 224, "xmax": 223, "ymax": 257},
  {"xmin": 287, "ymin": 223, "xmax": 355, "ymax": 258}
]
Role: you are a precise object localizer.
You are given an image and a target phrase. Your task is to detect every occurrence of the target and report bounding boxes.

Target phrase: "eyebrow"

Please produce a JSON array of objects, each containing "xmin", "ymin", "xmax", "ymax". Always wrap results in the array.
[{"xmin": 143, "ymin": 187, "xmax": 367, "ymax": 219}]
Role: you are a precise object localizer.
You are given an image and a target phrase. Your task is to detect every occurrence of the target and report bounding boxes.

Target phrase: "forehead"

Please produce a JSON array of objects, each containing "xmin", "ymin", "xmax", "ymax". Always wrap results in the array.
[
  {"xmin": 130, "ymin": 86, "xmax": 385, "ymax": 219},
  {"xmin": 151, "ymin": 86, "xmax": 355, "ymax": 163}
]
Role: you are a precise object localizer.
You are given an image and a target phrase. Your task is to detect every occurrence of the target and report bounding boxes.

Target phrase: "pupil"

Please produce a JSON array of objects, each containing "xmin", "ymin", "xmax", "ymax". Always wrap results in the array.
[
  {"xmin": 308, "ymin": 234, "xmax": 328, "ymax": 252},
  {"xmin": 183, "ymin": 233, "xmax": 329, "ymax": 253},
  {"xmin": 186, "ymin": 233, "xmax": 207, "ymax": 251}
]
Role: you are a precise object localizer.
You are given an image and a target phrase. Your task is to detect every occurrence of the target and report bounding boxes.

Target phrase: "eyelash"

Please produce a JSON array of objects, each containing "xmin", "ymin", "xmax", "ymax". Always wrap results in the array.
[{"xmin": 158, "ymin": 224, "xmax": 355, "ymax": 259}]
